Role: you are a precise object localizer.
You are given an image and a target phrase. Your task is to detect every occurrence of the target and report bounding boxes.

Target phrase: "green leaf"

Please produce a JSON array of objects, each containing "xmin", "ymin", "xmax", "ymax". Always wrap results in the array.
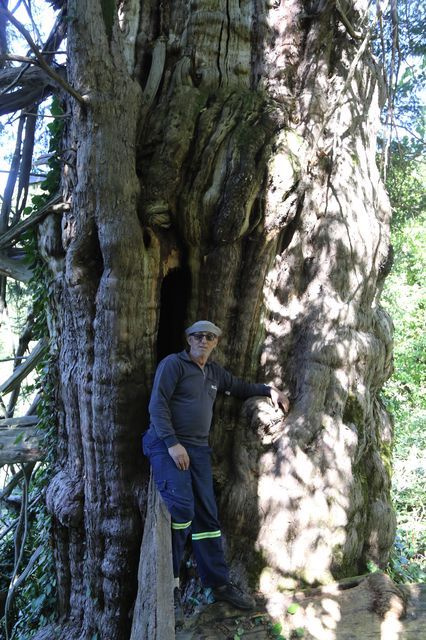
[
  {"xmin": 14, "ymin": 432, "xmax": 24, "ymax": 444},
  {"xmin": 287, "ymin": 603, "xmax": 300, "ymax": 615},
  {"xmin": 271, "ymin": 621, "xmax": 282, "ymax": 634},
  {"xmin": 366, "ymin": 560, "xmax": 380, "ymax": 573},
  {"xmin": 295, "ymin": 628, "xmax": 305, "ymax": 638}
]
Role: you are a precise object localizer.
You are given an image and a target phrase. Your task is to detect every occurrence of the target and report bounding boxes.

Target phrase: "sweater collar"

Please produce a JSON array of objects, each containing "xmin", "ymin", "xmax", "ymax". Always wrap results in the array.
[{"xmin": 178, "ymin": 350, "xmax": 212, "ymax": 368}]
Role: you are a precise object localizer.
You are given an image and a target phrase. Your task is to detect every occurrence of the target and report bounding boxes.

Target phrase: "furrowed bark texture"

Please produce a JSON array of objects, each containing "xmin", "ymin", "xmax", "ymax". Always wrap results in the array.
[{"xmin": 40, "ymin": 1, "xmax": 394, "ymax": 638}]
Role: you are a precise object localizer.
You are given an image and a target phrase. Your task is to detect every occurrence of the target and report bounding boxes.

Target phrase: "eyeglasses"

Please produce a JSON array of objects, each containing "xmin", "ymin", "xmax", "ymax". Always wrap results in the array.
[{"xmin": 190, "ymin": 332, "xmax": 217, "ymax": 342}]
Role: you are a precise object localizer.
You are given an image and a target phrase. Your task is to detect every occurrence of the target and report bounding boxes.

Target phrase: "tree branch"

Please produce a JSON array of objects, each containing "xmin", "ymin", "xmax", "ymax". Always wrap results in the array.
[
  {"xmin": 335, "ymin": 0, "xmax": 363, "ymax": 39},
  {"xmin": 0, "ymin": 253, "xmax": 32, "ymax": 282},
  {"xmin": 0, "ymin": 194, "xmax": 66, "ymax": 250},
  {"xmin": 0, "ymin": 2, "xmax": 85, "ymax": 106}
]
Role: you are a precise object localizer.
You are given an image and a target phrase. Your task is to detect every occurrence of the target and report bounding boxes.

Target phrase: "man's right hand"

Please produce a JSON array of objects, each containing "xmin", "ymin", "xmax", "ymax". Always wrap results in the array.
[{"xmin": 168, "ymin": 443, "xmax": 190, "ymax": 470}]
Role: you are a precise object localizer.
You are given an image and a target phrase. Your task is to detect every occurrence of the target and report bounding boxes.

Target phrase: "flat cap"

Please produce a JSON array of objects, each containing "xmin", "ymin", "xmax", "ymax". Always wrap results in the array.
[{"xmin": 185, "ymin": 320, "xmax": 222, "ymax": 337}]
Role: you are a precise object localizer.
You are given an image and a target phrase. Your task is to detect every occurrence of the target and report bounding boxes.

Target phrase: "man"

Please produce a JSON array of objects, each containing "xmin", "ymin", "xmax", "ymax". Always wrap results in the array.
[{"xmin": 143, "ymin": 320, "xmax": 289, "ymax": 623}]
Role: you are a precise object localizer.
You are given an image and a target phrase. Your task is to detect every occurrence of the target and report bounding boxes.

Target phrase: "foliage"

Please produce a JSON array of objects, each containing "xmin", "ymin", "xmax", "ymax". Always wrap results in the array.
[
  {"xmin": 8, "ymin": 459, "xmax": 57, "ymax": 639},
  {"xmin": 0, "ymin": 97, "xmax": 63, "ymax": 639},
  {"xmin": 382, "ymin": 133, "xmax": 426, "ymax": 583},
  {"xmin": 375, "ymin": 0, "xmax": 426, "ymax": 136}
]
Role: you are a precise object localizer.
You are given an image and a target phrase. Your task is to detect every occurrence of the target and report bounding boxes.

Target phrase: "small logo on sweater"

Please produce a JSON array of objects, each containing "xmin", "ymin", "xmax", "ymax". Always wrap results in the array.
[{"xmin": 211, "ymin": 385, "xmax": 217, "ymax": 390}]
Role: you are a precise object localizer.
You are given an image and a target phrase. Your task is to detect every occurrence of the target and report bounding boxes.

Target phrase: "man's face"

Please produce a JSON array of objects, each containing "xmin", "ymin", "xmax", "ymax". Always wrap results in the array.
[{"xmin": 187, "ymin": 332, "xmax": 218, "ymax": 360}]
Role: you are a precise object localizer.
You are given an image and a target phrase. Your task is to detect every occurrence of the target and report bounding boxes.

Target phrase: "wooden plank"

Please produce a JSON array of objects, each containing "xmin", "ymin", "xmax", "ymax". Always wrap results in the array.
[
  {"xmin": 0, "ymin": 338, "xmax": 48, "ymax": 395},
  {"xmin": 0, "ymin": 415, "xmax": 38, "ymax": 427},
  {"xmin": 0, "ymin": 425, "xmax": 43, "ymax": 466},
  {"xmin": 130, "ymin": 473, "xmax": 175, "ymax": 640}
]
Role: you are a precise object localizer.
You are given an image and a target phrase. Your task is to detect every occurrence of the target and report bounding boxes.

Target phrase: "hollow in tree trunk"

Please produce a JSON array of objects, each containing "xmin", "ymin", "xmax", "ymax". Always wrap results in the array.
[{"xmin": 38, "ymin": 1, "xmax": 394, "ymax": 638}]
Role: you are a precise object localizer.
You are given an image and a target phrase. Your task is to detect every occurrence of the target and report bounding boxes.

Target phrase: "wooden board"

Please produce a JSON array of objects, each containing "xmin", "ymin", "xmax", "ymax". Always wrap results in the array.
[{"xmin": 130, "ymin": 473, "xmax": 175, "ymax": 640}]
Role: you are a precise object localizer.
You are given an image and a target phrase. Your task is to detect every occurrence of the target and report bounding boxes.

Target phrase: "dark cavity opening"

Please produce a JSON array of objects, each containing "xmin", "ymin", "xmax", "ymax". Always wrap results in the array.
[{"xmin": 156, "ymin": 265, "xmax": 191, "ymax": 362}]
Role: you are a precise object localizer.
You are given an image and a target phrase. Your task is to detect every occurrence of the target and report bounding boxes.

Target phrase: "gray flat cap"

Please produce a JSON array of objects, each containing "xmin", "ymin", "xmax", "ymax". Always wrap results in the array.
[{"xmin": 185, "ymin": 320, "xmax": 222, "ymax": 336}]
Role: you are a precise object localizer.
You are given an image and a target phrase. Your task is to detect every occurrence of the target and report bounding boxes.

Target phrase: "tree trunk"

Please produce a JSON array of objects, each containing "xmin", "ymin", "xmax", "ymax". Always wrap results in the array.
[{"xmin": 40, "ymin": 1, "xmax": 394, "ymax": 638}]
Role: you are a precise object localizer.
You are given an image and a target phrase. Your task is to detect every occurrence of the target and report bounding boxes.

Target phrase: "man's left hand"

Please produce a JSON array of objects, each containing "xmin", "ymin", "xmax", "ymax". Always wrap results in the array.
[{"xmin": 269, "ymin": 386, "xmax": 290, "ymax": 413}]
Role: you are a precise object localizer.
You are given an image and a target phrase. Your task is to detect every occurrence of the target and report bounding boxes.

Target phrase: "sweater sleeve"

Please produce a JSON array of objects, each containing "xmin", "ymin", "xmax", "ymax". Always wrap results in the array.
[
  {"xmin": 148, "ymin": 356, "xmax": 181, "ymax": 448},
  {"xmin": 215, "ymin": 364, "xmax": 271, "ymax": 399}
]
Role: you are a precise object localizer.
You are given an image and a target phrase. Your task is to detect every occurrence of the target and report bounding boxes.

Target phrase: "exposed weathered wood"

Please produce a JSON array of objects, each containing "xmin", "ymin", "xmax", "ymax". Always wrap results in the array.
[
  {"xmin": 130, "ymin": 474, "xmax": 175, "ymax": 640},
  {"xmin": 0, "ymin": 425, "xmax": 43, "ymax": 466},
  {"xmin": 0, "ymin": 65, "xmax": 61, "ymax": 116},
  {"xmin": 0, "ymin": 416, "xmax": 38, "ymax": 427},
  {"xmin": 0, "ymin": 253, "xmax": 32, "ymax": 282},
  {"xmin": 0, "ymin": 5, "xmax": 85, "ymax": 106},
  {"xmin": 0, "ymin": 194, "xmax": 62, "ymax": 249},
  {"xmin": 0, "ymin": 339, "xmax": 48, "ymax": 395}
]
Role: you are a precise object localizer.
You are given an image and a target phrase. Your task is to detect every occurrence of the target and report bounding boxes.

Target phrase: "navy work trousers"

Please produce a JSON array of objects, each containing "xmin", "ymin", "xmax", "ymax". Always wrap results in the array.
[{"xmin": 142, "ymin": 430, "xmax": 229, "ymax": 587}]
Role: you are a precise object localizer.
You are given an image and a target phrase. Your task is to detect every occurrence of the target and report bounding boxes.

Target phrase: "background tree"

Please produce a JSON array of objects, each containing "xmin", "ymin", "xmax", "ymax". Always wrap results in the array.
[{"xmin": 0, "ymin": 1, "xmax": 398, "ymax": 639}]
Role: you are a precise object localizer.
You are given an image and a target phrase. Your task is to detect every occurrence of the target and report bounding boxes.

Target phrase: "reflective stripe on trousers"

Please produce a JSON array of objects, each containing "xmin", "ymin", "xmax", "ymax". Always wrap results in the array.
[{"xmin": 142, "ymin": 430, "xmax": 229, "ymax": 588}]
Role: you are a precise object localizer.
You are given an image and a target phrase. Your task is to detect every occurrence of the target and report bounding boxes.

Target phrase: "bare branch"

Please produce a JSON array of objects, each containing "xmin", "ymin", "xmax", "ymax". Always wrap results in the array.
[
  {"xmin": 0, "ymin": 0, "xmax": 7, "ymax": 65},
  {"xmin": 0, "ymin": 113, "xmax": 24, "ymax": 232},
  {"xmin": 4, "ymin": 464, "xmax": 31, "ymax": 640},
  {"xmin": 0, "ymin": 61, "xmax": 45, "ymax": 91},
  {"xmin": 2, "ymin": 52, "xmax": 34, "ymax": 63},
  {"xmin": 8, "ymin": 544, "xmax": 43, "ymax": 592},
  {"xmin": 0, "ymin": 2, "xmax": 85, "ymax": 106},
  {"xmin": 22, "ymin": 0, "xmax": 42, "ymax": 47},
  {"xmin": 7, "ymin": 308, "xmax": 35, "ymax": 415},
  {"xmin": 14, "ymin": 105, "xmax": 38, "ymax": 221},
  {"xmin": 335, "ymin": 1, "xmax": 363, "ymax": 39},
  {"xmin": 0, "ymin": 253, "xmax": 32, "ymax": 282},
  {"xmin": 0, "ymin": 338, "xmax": 48, "ymax": 395},
  {"xmin": 0, "ymin": 490, "xmax": 42, "ymax": 541},
  {"xmin": 0, "ymin": 467, "xmax": 24, "ymax": 500},
  {"xmin": 0, "ymin": 194, "xmax": 67, "ymax": 250}
]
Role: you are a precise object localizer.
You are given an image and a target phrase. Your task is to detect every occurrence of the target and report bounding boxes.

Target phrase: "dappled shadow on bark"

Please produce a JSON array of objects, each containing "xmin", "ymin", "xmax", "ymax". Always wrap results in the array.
[{"xmin": 198, "ymin": 4, "xmax": 395, "ymax": 635}]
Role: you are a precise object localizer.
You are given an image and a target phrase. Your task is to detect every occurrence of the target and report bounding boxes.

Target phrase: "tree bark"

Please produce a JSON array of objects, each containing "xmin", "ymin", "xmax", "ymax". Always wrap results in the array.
[{"xmin": 37, "ymin": 1, "xmax": 394, "ymax": 638}]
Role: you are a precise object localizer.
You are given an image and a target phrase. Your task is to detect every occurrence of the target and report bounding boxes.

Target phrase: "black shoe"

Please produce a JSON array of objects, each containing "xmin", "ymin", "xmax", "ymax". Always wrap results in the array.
[
  {"xmin": 212, "ymin": 582, "xmax": 255, "ymax": 610},
  {"xmin": 174, "ymin": 587, "xmax": 184, "ymax": 627}
]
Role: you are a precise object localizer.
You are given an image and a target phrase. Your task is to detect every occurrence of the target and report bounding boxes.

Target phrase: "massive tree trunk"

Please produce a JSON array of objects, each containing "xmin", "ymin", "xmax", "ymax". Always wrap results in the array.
[{"xmin": 37, "ymin": 1, "xmax": 394, "ymax": 638}]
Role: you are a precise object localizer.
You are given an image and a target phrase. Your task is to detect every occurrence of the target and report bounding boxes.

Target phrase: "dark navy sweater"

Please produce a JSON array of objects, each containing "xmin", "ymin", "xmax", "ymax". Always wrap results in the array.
[{"xmin": 148, "ymin": 350, "xmax": 271, "ymax": 447}]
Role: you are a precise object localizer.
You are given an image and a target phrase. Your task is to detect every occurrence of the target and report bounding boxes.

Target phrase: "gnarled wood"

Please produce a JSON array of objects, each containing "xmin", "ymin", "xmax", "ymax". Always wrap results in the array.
[{"xmin": 12, "ymin": 1, "xmax": 394, "ymax": 638}]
